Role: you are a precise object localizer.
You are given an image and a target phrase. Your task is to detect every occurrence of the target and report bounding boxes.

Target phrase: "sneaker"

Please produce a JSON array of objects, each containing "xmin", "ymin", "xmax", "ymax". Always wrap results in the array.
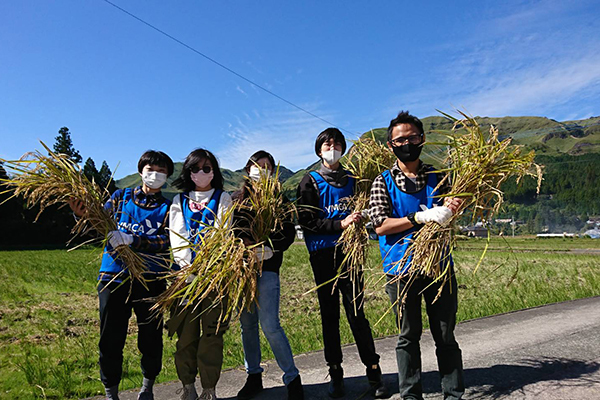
[
  {"xmin": 177, "ymin": 383, "xmax": 199, "ymax": 400},
  {"xmin": 366, "ymin": 364, "xmax": 389, "ymax": 399},
  {"xmin": 328, "ymin": 365, "xmax": 345, "ymax": 398},
  {"xmin": 199, "ymin": 387, "xmax": 217, "ymax": 400},
  {"xmin": 137, "ymin": 391, "xmax": 154, "ymax": 400},
  {"xmin": 287, "ymin": 375, "xmax": 304, "ymax": 400},
  {"xmin": 105, "ymin": 385, "xmax": 120, "ymax": 400},
  {"xmin": 237, "ymin": 373, "xmax": 263, "ymax": 399}
]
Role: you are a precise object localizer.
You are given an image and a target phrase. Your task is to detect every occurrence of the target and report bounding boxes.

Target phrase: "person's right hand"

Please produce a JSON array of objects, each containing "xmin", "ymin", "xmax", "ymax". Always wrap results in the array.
[{"xmin": 68, "ymin": 198, "xmax": 86, "ymax": 217}]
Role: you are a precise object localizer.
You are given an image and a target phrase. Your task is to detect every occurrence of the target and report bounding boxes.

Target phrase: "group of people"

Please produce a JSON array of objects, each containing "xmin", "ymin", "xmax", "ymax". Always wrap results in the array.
[{"xmin": 76, "ymin": 110, "xmax": 465, "ymax": 400}]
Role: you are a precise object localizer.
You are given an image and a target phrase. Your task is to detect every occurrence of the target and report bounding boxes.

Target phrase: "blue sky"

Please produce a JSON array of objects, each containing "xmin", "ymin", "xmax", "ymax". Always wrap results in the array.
[{"xmin": 1, "ymin": 0, "xmax": 600, "ymax": 177}]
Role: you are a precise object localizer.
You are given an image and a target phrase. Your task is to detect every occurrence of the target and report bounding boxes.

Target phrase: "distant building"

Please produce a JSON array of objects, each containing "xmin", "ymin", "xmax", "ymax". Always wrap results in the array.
[
  {"xmin": 583, "ymin": 229, "xmax": 600, "ymax": 239},
  {"xmin": 461, "ymin": 222, "xmax": 488, "ymax": 238},
  {"xmin": 536, "ymin": 233, "xmax": 577, "ymax": 238}
]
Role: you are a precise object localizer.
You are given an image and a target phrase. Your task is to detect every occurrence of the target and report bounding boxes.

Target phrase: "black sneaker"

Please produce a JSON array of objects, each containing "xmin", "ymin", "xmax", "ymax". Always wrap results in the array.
[
  {"xmin": 328, "ymin": 365, "xmax": 345, "ymax": 398},
  {"xmin": 366, "ymin": 364, "xmax": 389, "ymax": 399},
  {"xmin": 287, "ymin": 375, "xmax": 304, "ymax": 400},
  {"xmin": 237, "ymin": 373, "xmax": 263, "ymax": 400}
]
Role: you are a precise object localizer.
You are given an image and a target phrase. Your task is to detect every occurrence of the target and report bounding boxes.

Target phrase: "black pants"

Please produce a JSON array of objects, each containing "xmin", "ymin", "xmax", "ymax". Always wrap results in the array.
[
  {"xmin": 309, "ymin": 246, "xmax": 380, "ymax": 367},
  {"xmin": 385, "ymin": 273, "xmax": 464, "ymax": 400},
  {"xmin": 97, "ymin": 279, "xmax": 166, "ymax": 388}
]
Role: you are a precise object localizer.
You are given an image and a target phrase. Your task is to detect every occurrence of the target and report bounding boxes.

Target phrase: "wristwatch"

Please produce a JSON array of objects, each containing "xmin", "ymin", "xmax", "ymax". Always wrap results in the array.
[{"xmin": 407, "ymin": 212, "xmax": 422, "ymax": 228}]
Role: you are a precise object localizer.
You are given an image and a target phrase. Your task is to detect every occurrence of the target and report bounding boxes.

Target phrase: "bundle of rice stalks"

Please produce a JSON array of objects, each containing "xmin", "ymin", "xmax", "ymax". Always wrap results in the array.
[
  {"xmin": 153, "ymin": 208, "xmax": 251, "ymax": 327},
  {"xmin": 391, "ymin": 110, "xmax": 543, "ymax": 300},
  {"xmin": 154, "ymin": 166, "xmax": 296, "ymax": 326},
  {"xmin": 338, "ymin": 132, "xmax": 396, "ymax": 281},
  {"xmin": 0, "ymin": 142, "xmax": 148, "ymax": 282},
  {"xmin": 240, "ymin": 165, "xmax": 297, "ymax": 254}
]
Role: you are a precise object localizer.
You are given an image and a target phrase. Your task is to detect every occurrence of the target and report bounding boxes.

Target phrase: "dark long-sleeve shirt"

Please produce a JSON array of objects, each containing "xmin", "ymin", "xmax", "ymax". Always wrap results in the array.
[
  {"xmin": 105, "ymin": 186, "xmax": 171, "ymax": 253},
  {"xmin": 232, "ymin": 188, "xmax": 296, "ymax": 274},
  {"xmin": 296, "ymin": 163, "xmax": 352, "ymax": 235}
]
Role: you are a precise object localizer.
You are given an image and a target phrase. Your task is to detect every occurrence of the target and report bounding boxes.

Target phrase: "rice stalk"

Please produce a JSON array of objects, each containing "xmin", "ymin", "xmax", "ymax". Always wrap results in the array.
[
  {"xmin": 0, "ymin": 141, "xmax": 148, "ymax": 283},
  {"xmin": 154, "ymin": 165, "xmax": 296, "ymax": 327},
  {"xmin": 338, "ymin": 132, "xmax": 396, "ymax": 283},
  {"xmin": 388, "ymin": 110, "xmax": 544, "ymax": 303}
]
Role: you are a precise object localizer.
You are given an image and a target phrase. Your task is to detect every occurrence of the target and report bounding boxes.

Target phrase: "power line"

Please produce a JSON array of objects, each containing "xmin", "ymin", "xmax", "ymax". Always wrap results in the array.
[{"xmin": 100, "ymin": 0, "xmax": 360, "ymax": 136}]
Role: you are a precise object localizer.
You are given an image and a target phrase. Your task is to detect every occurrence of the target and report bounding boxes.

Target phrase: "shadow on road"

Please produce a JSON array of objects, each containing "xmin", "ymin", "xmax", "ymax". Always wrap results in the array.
[{"xmin": 408, "ymin": 357, "xmax": 600, "ymax": 399}]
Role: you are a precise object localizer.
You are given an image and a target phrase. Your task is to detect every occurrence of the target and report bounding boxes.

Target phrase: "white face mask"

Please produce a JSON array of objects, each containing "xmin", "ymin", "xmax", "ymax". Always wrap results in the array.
[
  {"xmin": 191, "ymin": 170, "xmax": 214, "ymax": 189},
  {"xmin": 141, "ymin": 171, "xmax": 167, "ymax": 189},
  {"xmin": 248, "ymin": 165, "xmax": 271, "ymax": 181},
  {"xmin": 321, "ymin": 149, "xmax": 342, "ymax": 165}
]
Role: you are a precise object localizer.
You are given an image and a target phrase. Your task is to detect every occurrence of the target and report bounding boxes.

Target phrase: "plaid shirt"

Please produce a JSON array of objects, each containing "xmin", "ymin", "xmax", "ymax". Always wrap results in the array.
[
  {"xmin": 105, "ymin": 186, "xmax": 170, "ymax": 253},
  {"xmin": 368, "ymin": 161, "xmax": 450, "ymax": 227}
]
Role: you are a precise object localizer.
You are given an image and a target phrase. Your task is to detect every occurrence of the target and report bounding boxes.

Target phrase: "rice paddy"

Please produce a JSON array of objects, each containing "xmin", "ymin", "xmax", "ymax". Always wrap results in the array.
[{"xmin": 0, "ymin": 237, "xmax": 599, "ymax": 399}]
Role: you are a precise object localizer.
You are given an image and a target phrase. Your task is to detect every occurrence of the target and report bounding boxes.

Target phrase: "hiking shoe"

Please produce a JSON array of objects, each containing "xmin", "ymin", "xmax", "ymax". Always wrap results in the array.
[
  {"xmin": 237, "ymin": 373, "xmax": 263, "ymax": 399},
  {"xmin": 199, "ymin": 387, "xmax": 217, "ymax": 400},
  {"xmin": 177, "ymin": 383, "xmax": 199, "ymax": 400},
  {"xmin": 287, "ymin": 375, "xmax": 304, "ymax": 400}
]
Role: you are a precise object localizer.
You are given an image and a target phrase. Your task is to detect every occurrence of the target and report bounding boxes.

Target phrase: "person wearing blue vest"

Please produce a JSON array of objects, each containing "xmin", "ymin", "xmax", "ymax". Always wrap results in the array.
[
  {"xmin": 297, "ymin": 128, "xmax": 388, "ymax": 399},
  {"xmin": 369, "ymin": 111, "xmax": 464, "ymax": 400},
  {"xmin": 168, "ymin": 148, "xmax": 233, "ymax": 400},
  {"xmin": 232, "ymin": 150, "xmax": 304, "ymax": 400},
  {"xmin": 70, "ymin": 150, "xmax": 174, "ymax": 400}
]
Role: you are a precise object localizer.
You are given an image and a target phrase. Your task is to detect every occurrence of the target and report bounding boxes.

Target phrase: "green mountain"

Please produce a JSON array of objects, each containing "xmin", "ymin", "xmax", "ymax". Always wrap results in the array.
[
  {"xmin": 116, "ymin": 163, "xmax": 295, "ymax": 200},
  {"xmin": 117, "ymin": 115, "xmax": 600, "ymax": 205}
]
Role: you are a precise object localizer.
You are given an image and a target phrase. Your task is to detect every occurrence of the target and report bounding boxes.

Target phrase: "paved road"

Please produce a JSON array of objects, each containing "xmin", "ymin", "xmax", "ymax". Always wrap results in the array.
[{"xmin": 89, "ymin": 296, "xmax": 600, "ymax": 400}]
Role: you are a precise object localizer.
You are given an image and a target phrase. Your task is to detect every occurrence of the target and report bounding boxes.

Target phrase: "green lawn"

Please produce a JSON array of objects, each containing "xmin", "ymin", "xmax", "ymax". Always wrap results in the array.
[{"xmin": 0, "ymin": 238, "xmax": 599, "ymax": 399}]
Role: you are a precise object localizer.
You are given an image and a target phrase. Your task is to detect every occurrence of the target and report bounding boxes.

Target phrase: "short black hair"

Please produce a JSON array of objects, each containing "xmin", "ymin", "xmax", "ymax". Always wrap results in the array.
[
  {"xmin": 137, "ymin": 150, "xmax": 174, "ymax": 177},
  {"xmin": 244, "ymin": 150, "xmax": 275, "ymax": 173},
  {"xmin": 314, "ymin": 127, "xmax": 347, "ymax": 156},
  {"xmin": 387, "ymin": 111, "xmax": 424, "ymax": 142},
  {"xmin": 172, "ymin": 148, "xmax": 224, "ymax": 192}
]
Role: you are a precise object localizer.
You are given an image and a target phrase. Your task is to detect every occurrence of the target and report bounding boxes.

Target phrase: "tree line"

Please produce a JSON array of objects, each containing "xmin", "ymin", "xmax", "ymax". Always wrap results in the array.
[{"xmin": 0, "ymin": 127, "xmax": 116, "ymax": 248}]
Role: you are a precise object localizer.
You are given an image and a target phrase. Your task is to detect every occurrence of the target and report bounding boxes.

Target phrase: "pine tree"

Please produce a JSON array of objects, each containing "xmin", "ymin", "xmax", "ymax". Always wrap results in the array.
[
  {"xmin": 83, "ymin": 157, "xmax": 99, "ymax": 183},
  {"xmin": 53, "ymin": 127, "xmax": 82, "ymax": 164},
  {"xmin": 98, "ymin": 161, "xmax": 117, "ymax": 193}
]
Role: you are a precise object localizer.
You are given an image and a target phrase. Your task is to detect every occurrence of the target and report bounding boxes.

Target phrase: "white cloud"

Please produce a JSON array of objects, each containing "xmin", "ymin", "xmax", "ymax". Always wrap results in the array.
[
  {"xmin": 386, "ymin": 0, "xmax": 600, "ymax": 120},
  {"xmin": 217, "ymin": 103, "xmax": 333, "ymax": 171}
]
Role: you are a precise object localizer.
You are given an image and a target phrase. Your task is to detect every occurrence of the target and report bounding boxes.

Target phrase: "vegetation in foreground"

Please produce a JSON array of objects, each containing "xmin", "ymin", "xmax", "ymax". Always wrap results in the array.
[{"xmin": 0, "ymin": 237, "xmax": 599, "ymax": 399}]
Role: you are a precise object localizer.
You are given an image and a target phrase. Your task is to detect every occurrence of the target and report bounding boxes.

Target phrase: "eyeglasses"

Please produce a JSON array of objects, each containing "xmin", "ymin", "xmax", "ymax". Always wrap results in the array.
[
  {"xmin": 190, "ymin": 165, "xmax": 212, "ymax": 174},
  {"xmin": 389, "ymin": 134, "xmax": 423, "ymax": 147}
]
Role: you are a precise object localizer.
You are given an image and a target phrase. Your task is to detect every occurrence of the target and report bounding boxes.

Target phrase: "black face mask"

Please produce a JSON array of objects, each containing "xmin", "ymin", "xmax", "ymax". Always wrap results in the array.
[{"xmin": 392, "ymin": 143, "xmax": 422, "ymax": 162}]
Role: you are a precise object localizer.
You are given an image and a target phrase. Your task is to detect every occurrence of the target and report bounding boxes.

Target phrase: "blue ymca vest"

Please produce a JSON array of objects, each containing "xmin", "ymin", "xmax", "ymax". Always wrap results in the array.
[
  {"xmin": 304, "ymin": 171, "xmax": 354, "ymax": 252},
  {"xmin": 379, "ymin": 169, "xmax": 451, "ymax": 275},
  {"xmin": 100, "ymin": 188, "xmax": 171, "ymax": 277},
  {"xmin": 180, "ymin": 189, "xmax": 223, "ymax": 260}
]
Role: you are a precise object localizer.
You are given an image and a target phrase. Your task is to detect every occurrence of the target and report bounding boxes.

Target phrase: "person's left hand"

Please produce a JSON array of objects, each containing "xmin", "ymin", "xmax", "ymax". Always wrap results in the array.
[
  {"xmin": 107, "ymin": 230, "xmax": 133, "ymax": 248},
  {"xmin": 444, "ymin": 197, "xmax": 464, "ymax": 214},
  {"xmin": 255, "ymin": 246, "xmax": 274, "ymax": 261}
]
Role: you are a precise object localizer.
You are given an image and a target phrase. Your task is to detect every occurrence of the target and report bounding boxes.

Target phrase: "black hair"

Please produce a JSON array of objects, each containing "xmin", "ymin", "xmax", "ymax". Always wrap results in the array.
[
  {"xmin": 387, "ymin": 111, "xmax": 425, "ymax": 142},
  {"xmin": 244, "ymin": 150, "xmax": 276, "ymax": 174},
  {"xmin": 137, "ymin": 150, "xmax": 174, "ymax": 177},
  {"xmin": 172, "ymin": 148, "xmax": 224, "ymax": 192},
  {"xmin": 314, "ymin": 127, "xmax": 347, "ymax": 156}
]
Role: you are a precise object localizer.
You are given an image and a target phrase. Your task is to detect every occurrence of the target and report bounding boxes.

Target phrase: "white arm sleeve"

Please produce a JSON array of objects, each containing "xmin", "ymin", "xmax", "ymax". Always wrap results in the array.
[
  {"xmin": 215, "ymin": 191, "xmax": 233, "ymax": 229},
  {"xmin": 169, "ymin": 195, "xmax": 192, "ymax": 269}
]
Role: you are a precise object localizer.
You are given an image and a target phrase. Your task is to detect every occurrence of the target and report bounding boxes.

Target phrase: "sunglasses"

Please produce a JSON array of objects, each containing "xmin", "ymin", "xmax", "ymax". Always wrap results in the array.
[{"xmin": 190, "ymin": 165, "xmax": 212, "ymax": 174}]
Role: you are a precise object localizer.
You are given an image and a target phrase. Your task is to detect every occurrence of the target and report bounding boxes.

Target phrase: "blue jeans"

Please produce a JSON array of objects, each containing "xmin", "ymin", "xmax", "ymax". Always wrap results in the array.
[{"xmin": 240, "ymin": 271, "xmax": 299, "ymax": 385}]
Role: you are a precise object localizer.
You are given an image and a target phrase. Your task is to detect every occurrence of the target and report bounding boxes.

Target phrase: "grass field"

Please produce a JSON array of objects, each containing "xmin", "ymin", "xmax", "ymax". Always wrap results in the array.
[{"xmin": 0, "ymin": 237, "xmax": 599, "ymax": 399}]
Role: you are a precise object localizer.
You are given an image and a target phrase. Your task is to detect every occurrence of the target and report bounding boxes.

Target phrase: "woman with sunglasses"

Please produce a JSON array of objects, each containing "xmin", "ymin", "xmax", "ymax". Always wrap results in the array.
[
  {"xmin": 232, "ymin": 150, "xmax": 304, "ymax": 400},
  {"xmin": 168, "ymin": 148, "xmax": 233, "ymax": 400}
]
